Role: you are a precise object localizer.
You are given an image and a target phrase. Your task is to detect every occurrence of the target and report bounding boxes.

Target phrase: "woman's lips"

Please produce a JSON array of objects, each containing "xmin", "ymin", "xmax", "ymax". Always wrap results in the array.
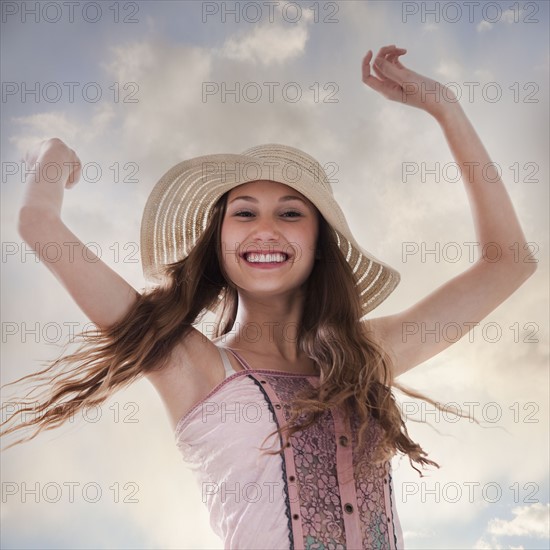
[{"xmin": 241, "ymin": 252, "xmax": 290, "ymax": 269}]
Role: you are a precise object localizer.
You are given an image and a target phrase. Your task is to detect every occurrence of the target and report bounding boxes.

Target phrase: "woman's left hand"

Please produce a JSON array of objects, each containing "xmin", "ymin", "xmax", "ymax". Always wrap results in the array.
[{"xmin": 362, "ymin": 45, "xmax": 459, "ymax": 120}]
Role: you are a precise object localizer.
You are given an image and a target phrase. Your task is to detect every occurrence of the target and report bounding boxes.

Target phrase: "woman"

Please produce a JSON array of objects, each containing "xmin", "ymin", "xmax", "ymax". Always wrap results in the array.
[{"xmin": 2, "ymin": 45, "xmax": 536, "ymax": 549}]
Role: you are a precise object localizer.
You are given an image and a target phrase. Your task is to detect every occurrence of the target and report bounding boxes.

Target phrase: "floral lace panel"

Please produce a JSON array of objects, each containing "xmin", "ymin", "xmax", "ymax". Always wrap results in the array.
[
  {"xmin": 272, "ymin": 375, "xmax": 346, "ymax": 548},
  {"xmin": 351, "ymin": 412, "xmax": 393, "ymax": 549},
  {"xmin": 263, "ymin": 374, "xmax": 394, "ymax": 550}
]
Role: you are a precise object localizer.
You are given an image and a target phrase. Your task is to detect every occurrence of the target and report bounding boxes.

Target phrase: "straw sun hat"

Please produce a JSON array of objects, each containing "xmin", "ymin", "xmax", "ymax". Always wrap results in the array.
[{"xmin": 140, "ymin": 143, "xmax": 400, "ymax": 315}]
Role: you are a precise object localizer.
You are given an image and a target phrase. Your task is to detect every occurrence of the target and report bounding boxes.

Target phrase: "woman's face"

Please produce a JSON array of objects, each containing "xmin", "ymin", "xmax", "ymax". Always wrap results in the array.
[{"xmin": 220, "ymin": 179, "xmax": 320, "ymax": 304}]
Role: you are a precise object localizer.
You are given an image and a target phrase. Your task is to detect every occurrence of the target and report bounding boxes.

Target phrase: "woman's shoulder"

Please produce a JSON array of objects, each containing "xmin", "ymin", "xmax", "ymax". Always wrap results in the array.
[{"xmin": 144, "ymin": 327, "xmax": 228, "ymax": 430}]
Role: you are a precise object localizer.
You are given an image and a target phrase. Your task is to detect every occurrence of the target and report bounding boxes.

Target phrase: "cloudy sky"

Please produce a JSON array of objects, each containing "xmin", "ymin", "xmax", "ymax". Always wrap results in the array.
[{"xmin": 1, "ymin": 1, "xmax": 548, "ymax": 548}]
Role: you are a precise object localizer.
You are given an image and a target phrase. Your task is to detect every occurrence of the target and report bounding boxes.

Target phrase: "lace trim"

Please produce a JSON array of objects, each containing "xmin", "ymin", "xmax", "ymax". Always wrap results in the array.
[{"xmin": 388, "ymin": 470, "xmax": 398, "ymax": 548}]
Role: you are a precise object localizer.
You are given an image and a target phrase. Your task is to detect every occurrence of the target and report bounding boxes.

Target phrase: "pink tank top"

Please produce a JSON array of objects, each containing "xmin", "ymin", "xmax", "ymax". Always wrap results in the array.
[{"xmin": 174, "ymin": 345, "xmax": 404, "ymax": 549}]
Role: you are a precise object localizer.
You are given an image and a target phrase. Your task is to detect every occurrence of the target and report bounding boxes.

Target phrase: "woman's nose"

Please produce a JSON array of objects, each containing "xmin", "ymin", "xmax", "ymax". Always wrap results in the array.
[{"xmin": 251, "ymin": 217, "xmax": 280, "ymax": 239}]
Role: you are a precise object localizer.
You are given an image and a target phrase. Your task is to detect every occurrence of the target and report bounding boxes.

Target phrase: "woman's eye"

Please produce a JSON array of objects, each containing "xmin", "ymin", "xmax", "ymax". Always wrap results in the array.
[{"xmin": 233, "ymin": 210, "xmax": 302, "ymax": 218}]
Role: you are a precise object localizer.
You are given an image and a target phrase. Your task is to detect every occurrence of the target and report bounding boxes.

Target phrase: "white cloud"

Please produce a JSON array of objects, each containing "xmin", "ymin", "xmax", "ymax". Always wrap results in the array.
[
  {"xmin": 423, "ymin": 23, "xmax": 439, "ymax": 33},
  {"xmin": 435, "ymin": 59, "xmax": 465, "ymax": 81},
  {"xmin": 473, "ymin": 68, "xmax": 496, "ymax": 82},
  {"xmin": 402, "ymin": 528, "xmax": 436, "ymax": 539},
  {"xmin": 477, "ymin": 20, "xmax": 493, "ymax": 33},
  {"xmin": 9, "ymin": 104, "xmax": 115, "ymax": 154},
  {"xmin": 221, "ymin": 23, "xmax": 309, "ymax": 66},
  {"xmin": 488, "ymin": 503, "xmax": 550, "ymax": 538},
  {"xmin": 501, "ymin": 9, "xmax": 518, "ymax": 24},
  {"xmin": 474, "ymin": 538, "xmax": 526, "ymax": 550},
  {"xmin": 218, "ymin": 3, "xmax": 312, "ymax": 66},
  {"xmin": 101, "ymin": 41, "xmax": 156, "ymax": 84},
  {"xmin": 477, "ymin": 8, "xmax": 523, "ymax": 32},
  {"xmin": 100, "ymin": 39, "xmax": 214, "ymax": 163},
  {"xmin": 474, "ymin": 537, "xmax": 503, "ymax": 549}
]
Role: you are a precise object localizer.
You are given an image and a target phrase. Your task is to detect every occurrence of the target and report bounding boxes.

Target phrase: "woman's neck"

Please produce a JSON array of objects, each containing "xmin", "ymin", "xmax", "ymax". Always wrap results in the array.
[{"xmin": 227, "ymin": 294, "xmax": 305, "ymax": 356}]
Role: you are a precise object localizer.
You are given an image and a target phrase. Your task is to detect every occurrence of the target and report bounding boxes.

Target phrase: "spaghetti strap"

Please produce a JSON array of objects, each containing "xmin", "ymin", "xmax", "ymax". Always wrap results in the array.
[
  {"xmin": 225, "ymin": 347, "xmax": 252, "ymax": 371},
  {"xmin": 216, "ymin": 346, "xmax": 236, "ymax": 378}
]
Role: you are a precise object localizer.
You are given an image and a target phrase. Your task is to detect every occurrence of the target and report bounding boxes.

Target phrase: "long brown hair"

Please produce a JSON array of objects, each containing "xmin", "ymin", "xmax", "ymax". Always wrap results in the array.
[{"xmin": 1, "ymin": 190, "xmax": 461, "ymax": 474}]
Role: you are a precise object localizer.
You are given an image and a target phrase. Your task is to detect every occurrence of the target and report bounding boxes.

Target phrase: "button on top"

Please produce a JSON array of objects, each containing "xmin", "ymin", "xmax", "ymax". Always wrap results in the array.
[
  {"xmin": 339, "ymin": 435, "xmax": 349, "ymax": 447},
  {"xmin": 344, "ymin": 503, "xmax": 354, "ymax": 514},
  {"xmin": 275, "ymin": 403, "xmax": 282, "ymax": 409}
]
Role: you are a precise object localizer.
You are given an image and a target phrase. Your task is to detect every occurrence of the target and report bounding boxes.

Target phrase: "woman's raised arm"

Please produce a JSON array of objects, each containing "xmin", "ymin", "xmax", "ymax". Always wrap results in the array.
[
  {"xmin": 18, "ymin": 138, "xmax": 140, "ymax": 329},
  {"xmin": 361, "ymin": 46, "xmax": 538, "ymax": 376}
]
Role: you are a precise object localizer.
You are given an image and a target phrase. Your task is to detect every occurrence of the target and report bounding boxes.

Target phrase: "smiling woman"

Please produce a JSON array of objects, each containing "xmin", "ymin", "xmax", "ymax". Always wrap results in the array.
[
  {"xmin": 220, "ymin": 180, "xmax": 319, "ymax": 298},
  {"xmin": 1, "ymin": 45, "xmax": 538, "ymax": 550}
]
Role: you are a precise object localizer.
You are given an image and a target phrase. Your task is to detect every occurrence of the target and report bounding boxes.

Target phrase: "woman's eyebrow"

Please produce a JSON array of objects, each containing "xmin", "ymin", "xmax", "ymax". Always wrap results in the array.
[{"xmin": 228, "ymin": 195, "xmax": 308, "ymax": 205}]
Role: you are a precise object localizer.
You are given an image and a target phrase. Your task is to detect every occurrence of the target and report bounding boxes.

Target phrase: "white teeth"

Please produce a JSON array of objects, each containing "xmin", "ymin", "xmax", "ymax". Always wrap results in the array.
[{"xmin": 245, "ymin": 253, "xmax": 287, "ymax": 263}]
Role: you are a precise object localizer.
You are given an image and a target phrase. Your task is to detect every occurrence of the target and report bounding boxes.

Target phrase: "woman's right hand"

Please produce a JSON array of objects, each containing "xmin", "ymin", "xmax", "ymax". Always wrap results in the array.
[
  {"xmin": 20, "ymin": 138, "xmax": 82, "ymax": 218},
  {"xmin": 24, "ymin": 137, "xmax": 82, "ymax": 189}
]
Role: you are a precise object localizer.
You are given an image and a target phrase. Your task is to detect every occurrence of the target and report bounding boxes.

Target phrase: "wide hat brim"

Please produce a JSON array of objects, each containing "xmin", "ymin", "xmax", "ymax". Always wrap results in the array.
[{"xmin": 140, "ymin": 144, "xmax": 400, "ymax": 316}]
